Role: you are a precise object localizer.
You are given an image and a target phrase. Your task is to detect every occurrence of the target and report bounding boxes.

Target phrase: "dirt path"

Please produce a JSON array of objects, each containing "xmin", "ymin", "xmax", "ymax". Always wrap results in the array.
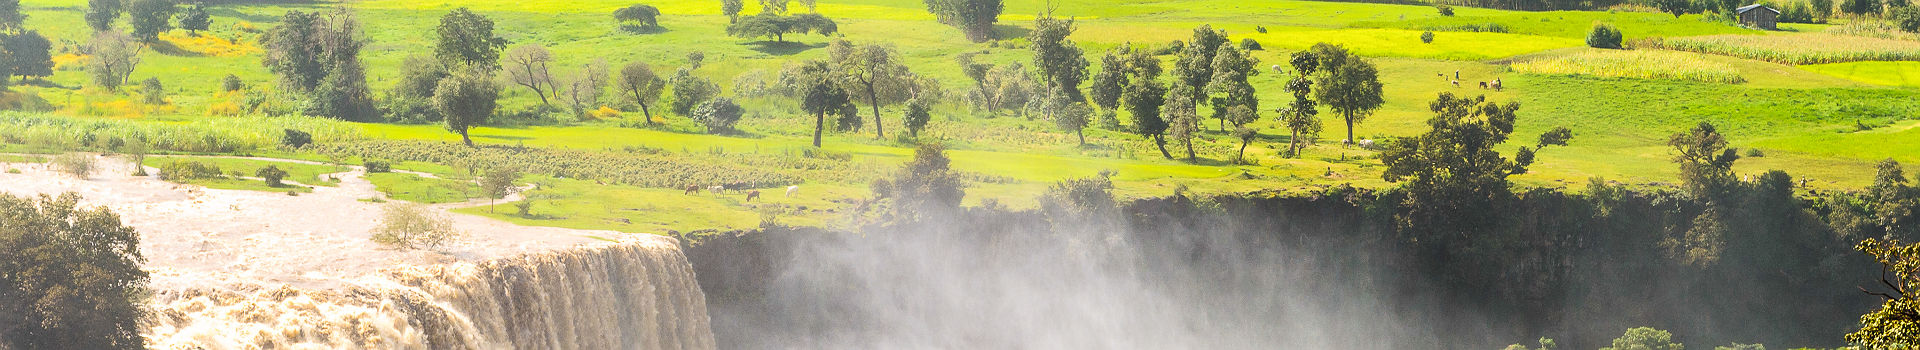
[{"xmin": 0, "ymin": 154, "xmax": 625, "ymax": 291}]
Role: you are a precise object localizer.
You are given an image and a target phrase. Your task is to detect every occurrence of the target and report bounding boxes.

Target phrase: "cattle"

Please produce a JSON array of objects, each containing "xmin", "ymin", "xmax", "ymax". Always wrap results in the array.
[
  {"xmin": 723, "ymin": 182, "xmax": 751, "ymax": 193},
  {"xmin": 1451, "ymin": 80, "xmax": 1460, "ymax": 87},
  {"xmin": 786, "ymin": 185, "xmax": 799, "ymax": 197},
  {"xmin": 746, "ymin": 190, "xmax": 761, "ymax": 202},
  {"xmin": 1479, "ymin": 81, "xmax": 1489, "ymax": 89},
  {"xmin": 1358, "ymin": 139, "xmax": 1375, "ymax": 149},
  {"xmin": 1491, "ymin": 79, "xmax": 1503, "ymax": 91},
  {"xmin": 684, "ymin": 184, "xmax": 701, "ymax": 195},
  {"xmin": 709, "ymin": 185, "xmax": 725, "ymax": 195}
]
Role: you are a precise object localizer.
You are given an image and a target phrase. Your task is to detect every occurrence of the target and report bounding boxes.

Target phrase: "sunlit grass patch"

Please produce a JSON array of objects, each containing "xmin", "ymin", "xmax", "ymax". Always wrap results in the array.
[
  {"xmin": 1645, "ymin": 33, "xmax": 1920, "ymax": 64},
  {"xmin": 145, "ymin": 156, "xmax": 347, "ymax": 187},
  {"xmin": 365, "ymin": 172, "xmax": 478, "ymax": 204},
  {"xmin": 1800, "ymin": 61, "xmax": 1920, "ymax": 87},
  {"xmin": 1510, "ymin": 49, "xmax": 1745, "ymax": 84},
  {"xmin": 157, "ymin": 31, "xmax": 262, "ymax": 57}
]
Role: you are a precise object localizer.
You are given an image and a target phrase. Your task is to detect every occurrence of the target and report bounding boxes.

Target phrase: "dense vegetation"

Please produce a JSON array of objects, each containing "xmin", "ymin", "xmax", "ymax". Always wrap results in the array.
[{"xmin": 0, "ymin": 193, "xmax": 148, "ymax": 350}]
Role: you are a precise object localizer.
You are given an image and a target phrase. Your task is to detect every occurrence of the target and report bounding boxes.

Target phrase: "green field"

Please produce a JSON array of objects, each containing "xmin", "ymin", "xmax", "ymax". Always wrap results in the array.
[{"xmin": 3, "ymin": 0, "xmax": 1916, "ymax": 233}]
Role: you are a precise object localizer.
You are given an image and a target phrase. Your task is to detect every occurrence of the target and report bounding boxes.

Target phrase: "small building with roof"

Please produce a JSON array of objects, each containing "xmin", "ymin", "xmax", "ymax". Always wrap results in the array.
[{"xmin": 1736, "ymin": 4, "xmax": 1779, "ymax": 30}]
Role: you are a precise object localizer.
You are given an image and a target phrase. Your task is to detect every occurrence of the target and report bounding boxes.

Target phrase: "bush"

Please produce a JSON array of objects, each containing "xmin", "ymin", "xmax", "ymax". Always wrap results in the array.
[
  {"xmin": 221, "ymin": 74, "xmax": 243, "ymax": 92},
  {"xmin": 1436, "ymin": 4, "xmax": 1455, "ymax": 15},
  {"xmin": 0, "ymin": 193, "xmax": 151, "ymax": 350},
  {"xmin": 1588, "ymin": 23, "xmax": 1624, "ymax": 49},
  {"xmin": 371, "ymin": 203, "xmax": 460, "ymax": 250},
  {"xmin": 364, "ymin": 159, "xmax": 391, "ymax": 173},
  {"xmin": 50, "ymin": 153, "xmax": 95, "ymax": 178},
  {"xmin": 255, "ymin": 165, "xmax": 287, "ymax": 187},
  {"xmin": 1255, "ymin": 25, "xmax": 1267, "ymax": 33},
  {"xmin": 282, "ymin": 129, "xmax": 312, "ymax": 149},
  {"xmin": 1240, "ymin": 38, "xmax": 1262, "ymax": 50},
  {"xmin": 155, "ymin": 160, "xmax": 224, "ymax": 182},
  {"xmin": 1745, "ymin": 148, "xmax": 1766, "ymax": 157},
  {"xmin": 692, "ymin": 97, "xmax": 744, "ymax": 133},
  {"xmin": 1421, "ymin": 31, "xmax": 1435, "ymax": 43},
  {"xmin": 141, "ymin": 78, "xmax": 166, "ymax": 105},
  {"xmin": 1601, "ymin": 327, "xmax": 1682, "ymax": 350},
  {"xmin": 1896, "ymin": 6, "xmax": 1920, "ymax": 33}
]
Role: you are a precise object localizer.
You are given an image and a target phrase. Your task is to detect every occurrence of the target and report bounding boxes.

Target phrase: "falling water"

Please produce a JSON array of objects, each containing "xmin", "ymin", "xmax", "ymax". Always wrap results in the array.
[{"xmin": 143, "ymin": 237, "xmax": 715, "ymax": 350}]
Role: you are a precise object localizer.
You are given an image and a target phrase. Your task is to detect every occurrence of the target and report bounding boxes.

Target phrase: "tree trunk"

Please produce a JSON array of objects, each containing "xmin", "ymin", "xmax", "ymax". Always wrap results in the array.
[
  {"xmin": 867, "ymin": 85, "xmax": 884, "ymax": 139},
  {"xmin": 638, "ymin": 100, "xmax": 654, "ymax": 124},
  {"xmin": 1238, "ymin": 138, "xmax": 1249, "ymax": 163},
  {"xmin": 1077, "ymin": 128, "xmax": 1085, "ymax": 146},
  {"xmin": 1289, "ymin": 128, "xmax": 1301, "ymax": 158},
  {"xmin": 813, "ymin": 112, "xmax": 825, "ymax": 147},
  {"xmin": 530, "ymin": 85, "xmax": 551, "ymax": 106},
  {"xmin": 1184, "ymin": 138, "xmax": 1195, "ymax": 161},
  {"xmin": 1345, "ymin": 113, "xmax": 1356, "ymax": 147},
  {"xmin": 1154, "ymin": 135, "xmax": 1172, "ymax": 159},
  {"xmin": 461, "ymin": 129, "xmax": 475, "ymax": 147}
]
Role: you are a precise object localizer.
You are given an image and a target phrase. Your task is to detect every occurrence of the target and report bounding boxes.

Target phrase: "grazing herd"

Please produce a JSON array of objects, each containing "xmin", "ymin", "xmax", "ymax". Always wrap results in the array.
[
  {"xmin": 682, "ymin": 183, "xmax": 799, "ymax": 203},
  {"xmin": 1440, "ymin": 70, "xmax": 1503, "ymax": 91}
]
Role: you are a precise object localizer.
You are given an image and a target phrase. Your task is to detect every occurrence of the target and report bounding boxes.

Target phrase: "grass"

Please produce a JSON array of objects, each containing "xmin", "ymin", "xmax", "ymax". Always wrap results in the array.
[
  {"xmin": 1799, "ymin": 61, "xmax": 1920, "ymax": 87},
  {"xmin": 0, "ymin": 154, "xmax": 46, "ymax": 163},
  {"xmin": 365, "ymin": 172, "xmax": 480, "ymax": 204},
  {"xmin": 144, "ymin": 156, "xmax": 347, "ymax": 187},
  {"xmin": 1645, "ymin": 33, "xmax": 1920, "ymax": 64},
  {"xmin": 451, "ymin": 176, "xmax": 869, "ymax": 233},
  {"xmin": 1509, "ymin": 48, "xmax": 1746, "ymax": 84}
]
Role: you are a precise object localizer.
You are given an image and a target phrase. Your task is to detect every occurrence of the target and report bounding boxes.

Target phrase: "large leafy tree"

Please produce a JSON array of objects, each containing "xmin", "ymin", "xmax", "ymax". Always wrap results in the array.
[
  {"xmin": 922, "ymin": 0, "xmax": 1002, "ymax": 42},
  {"xmin": 1029, "ymin": 13, "xmax": 1087, "ymax": 102},
  {"xmin": 668, "ymin": 66, "xmax": 719, "ymax": 116},
  {"xmin": 1854, "ymin": 237, "xmax": 1920, "ymax": 347},
  {"xmin": 1088, "ymin": 46, "xmax": 1129, "ymax": 112},
  {"xmin": 435, "ymin": 69, "xmax": 500, "ymax": 147},
  {"xmin": 1206, "ymin": 44, "xmax": 1258, "ymax": 130},
  {"xmin": 435, "ymin": 8, "xmax": 509, "ymax": 71},
  {"xmin": 1164, "ymin": 78, "xmax": 1202, "ymax": 161},
  {"xmin": 85, "ymin": 0, "xmax": 120, "ymax": 32},
  {"xmin": 0, "ymin": 0, "xmax": 25, "ymax": 33},
  {"xmin": 1311, "ymin": 43, "xmax": 1383, "ymax": 144},
  {"xmin": 617, "ymin": 61, "xmax": 666, "ymax": 123},
  {"xmin": 1379, "ymin": 92, "xmax": 1570, "ymax": 235},
  {"xmin": 261, "ymin": 9, "xmax": 376, "ymax": 120},
  {"xmin": 1669, "ymin": 121, "xmax": 1741, "ymax": 201},
  {"xmin": 0, "ymin": 193, "xmax": 149, "ymax": 350},
  {"xmin": 178, "ymin": 2, "xmax": 210, "ymax": 35},
  {"xmin": 1121, "ymin": 48, "xmax": 1172, "ymax": 159},
  {"xmin": 1278, "ymin": 50, "xmax": 1321, "ymax": 158},
  {"xmin": 788, "ymin": 60, "xmax": 853, "ymax": 147},
  {"xmin": 613, "ymin": 4, "xmax": 661, "ymax": 29},
  {"xmin": 692, "ymin": 97, "xmax": 744, "ymax": 134},
  {"xmin": 7, "ymin": 31, "xmax": 53, "ymax": 81},
  {"xmin": 1172, "ymin": 25, "xmax": 1229, "ymax": 129},
  {"xmin": 87, "ymin": 31, "xmax": 141, "ymax": 91},
  {"xmin": 125, "ymin": 0, "xmax": 175, "ymax": 43},
  {"xmin": 726, "ymin": 12, "xmax": 837, "ymax": 42},
  {"xmin": 722, "ymin": 0, "xmax": 744, "ymax": 22},
  {"xmin": 830, "ymin": 39, "xmax": 916, "ymax": 139}
]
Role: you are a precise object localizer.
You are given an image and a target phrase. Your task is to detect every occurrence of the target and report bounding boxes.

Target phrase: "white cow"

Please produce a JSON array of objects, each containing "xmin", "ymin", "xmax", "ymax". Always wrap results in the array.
[
  {"xmin": 1357, "ymin": 139, "xmax": 1375, "ymax": 149},
  {"xmin": 709, "ymin": 185, "xmax": 725, "ymax": 195},
  {"xmin": 786, "ymin": 185, "xmax": 799, "ymax": 198}
]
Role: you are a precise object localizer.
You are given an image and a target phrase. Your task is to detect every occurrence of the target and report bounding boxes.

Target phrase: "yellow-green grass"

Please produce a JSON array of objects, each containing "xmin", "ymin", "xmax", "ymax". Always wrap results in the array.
[
  {"xmin": 1799, "ymin": 61, "xmax": 1920, "ymax": 87},
  {"xmin": 1355, "ymin": 11, "xmax": 1753, "ymax": 40},
  {"xmin": 0, "ymin": 154, "xmax": 46, "ymax": 163},
  {"xmin": 365, "ymin": 172, "xmax": 479, "ymax": 204},
  {"xmin": 1649, "ymin": 33, "xmax": 1920, "ymax": 64},
  {"xmin": 1510, "ymin": 48, "xmax": 1745, "ymax": 84},
  {"xmin": 451, "ymin": 176, "xmax": 867, "ymax": 234},
  {"xmin": 144, "ymin": 156, "xmax": 347, "ymax": 187}
]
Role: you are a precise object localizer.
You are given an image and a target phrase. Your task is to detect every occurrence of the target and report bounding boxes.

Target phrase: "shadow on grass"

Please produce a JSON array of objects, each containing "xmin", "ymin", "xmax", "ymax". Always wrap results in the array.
[
  {"xmin": 990, "ymin": 24, "xmax": 1032, "ymax": 41},
  {"xmin": 149, "ymin": 40, "xmax": 206, "ymax": 57},
  {"xmin": 745, "ymin": 41, "xmax": 826, "ymax": 56},
  {"xmin": 619, "ymin": 25, "xmax": 670, "ymax": 34}
]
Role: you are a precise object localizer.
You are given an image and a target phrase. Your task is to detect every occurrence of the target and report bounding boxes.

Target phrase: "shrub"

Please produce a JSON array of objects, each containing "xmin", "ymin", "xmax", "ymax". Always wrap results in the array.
[
  {"xmin": 371, "ymin": 203, "xmax": 460, "ymax": 250},
  {"xmin": 155, "ymin": 160, "xmax": 224, "ymax": 182},
  {"xmin": 282, "ymin": 129, "xmax": 312, "ymax": 149},
  {"xmin": 1588, "ymin": 23, "xmax": 1624, "ymax": 49},
  {"xmin": 50, "ymin": 153, "xmax": 95, "ymax": 178},
  {"xmin": 221, "ymin": 74, "xmax": 243, "ymax": 92},
  {"xmin": 364, "ymin": 159, "xmax": 391, "ymax": 173},
  {"xmin": 1422, "ymin": 31, "xmax": 1435, "ymax": 43},
  {"xmin": 255, "ymin": 165, "xmax": 287, "ymax": 187},
  {"xmin": 1240, "ymin": 38, "xmax": 1262, "ymax": 50},
  {"xmin": 1255, "ymin": 25, "xmax": 1267, "ymax": 33},
  {"xmin": 1601, "ymin": 327, "xmax": 1682, "ymax": 350},
  {"xmin": 692, "ymin": 97, "xmax": 744, "ymax": 133},
  {"xmin": 141, "ymin": 77, "xmax": 166, "ymax": 105},
  {"xmin": 1896, "ymin": 6, "xmax": 1920, "ymax": 33},
  {"xmin": 1745, "ymin": 148, "xmax": 1766, "ymax": 157},
  {"xmin": 1436, "ymin": 4, "xmax": 1456, "ymax": 15}
]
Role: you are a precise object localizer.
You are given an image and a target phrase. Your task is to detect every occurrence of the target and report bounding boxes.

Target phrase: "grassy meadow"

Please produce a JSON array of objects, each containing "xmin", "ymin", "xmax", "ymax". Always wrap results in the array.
[{"xmin": 5, "ymin": 0, "xmax": 1918, "ymax": 233}]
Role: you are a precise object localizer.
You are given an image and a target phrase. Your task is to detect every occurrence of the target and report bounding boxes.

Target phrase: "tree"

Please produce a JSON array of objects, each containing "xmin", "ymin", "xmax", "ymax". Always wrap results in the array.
[
  {"xmin": 0, "ymin": 0, "xmax": 24, "ymax": 33},
  {"xmin": 1088, "ymin": 46, "xmax": 1129, "ymax": 112},
  {"xmin": 1029, "ymin": 13, "xmax": 1088, "ymax": 102},
  {"xmin": 179, "ymin": 2, "xmax": 210, "ymax": 35},
  {"xmin": 1164, "ymin": 80, "xmax": 1202, "ymax": 160},
  {"xmin": 614, "ymin": 4, "xmax": 661, "ymax": 29},
  {"xmin": 922, "ymin": 0, "xmax": 1003, "ymax": 42},
  {"xmin": 503, "ymin": 43, "xmax": 557, "ymax": 106},
  {"xmin": 882, "ymin": 143, "xmax": 967, "ymax": 219},
  {"xmin": 669, "ymin": 66, "xmax": 719, "ymax": 116},
  {"xmin": 1600, "ymin": 327, "xmax": 1683, "ymax": 350},
  {"xmin": 7, "ymin": 31, "xmax": 53, "ymax": 81},
  {"xmin": 1379, "ymin": 93, "xmax": 1570, "ymax": 234},
  {"xmin": 1655, "ymin": 0, "xmax": 1695, "ymax": 17},
  {"xmin": 140, "ymin": 77, "xmax": 165, "ymax": 104},
  {"xmin": 87, "ymin": 30, "xmax": 141, "ymax": 92},
  {"xmin": 1587, "ymin": 23, "xmax": 1623, "ymax": 49},
  {"xmin": 722, "ymin": 0, "xmax": 745, "ymax": 22},
  {"xmin": 255, "ymin": 165, "xmax": 288, "ymax": 187},
  {"xmin": 686, "ymin": 50, "xmax": 705, "ymax": 70},
  {"xmin": 1279, "ymin": 50, "xmax": 1321, "ymax": 158},
  {"xmin": 760, "ymin": 0, "xmax": 790, "ymax": 14},
  {"xmin": 1669, "ymin": 121, "xmax": 1740, "ymax": 200},
  {"xmin": 371, "ymin": 203, "xmax": 460, "ymax": 249},
  {"xmin": 692, "ymin": 96, "xmax": 744, "ymax": 133},
  {"xmin": 1227, "ymin": 106, "xmax": 1258, "ymax": 162},
  {"xmin": 436, "ymin": 8, "xmax": 509, "ymax": 71},
  {"xmin": 830, "ymin": 39, "xmax": 915, "ymax": 139},
  {"xmin": 260, "ymin": 9, "xmax": 376, "ymax": 121},
  {"xmin": 0, "ymin": 193, "xmax": 149, "ymax": 350},
  {"xmin": 727, "ymin": 12, "xmax": 837, "ymax": 42},
  {"xmin": 1896, "ymin": 6, "xmax": 1920, "ymax": 33},
  {"xmin": 561, "ymin": 58, "xmax": 609, "ymax": 117},
  {"xmin": 1852, "ymin": 237, "xmax": 1920, "ymax": 347},
  {"xmin": 1207, "ymin": 44, "xmax": 1258, "ymax": 130},
  {"xmin": 435, "ymin": 69, "xmax": 499, "ymax": 147},
  {"xmin": 617, "ymin": 62, "xmax": 666, "ymax": 123},
  {"xmin": 1312, "ymin": 43, "xmax": 1383, "ymax": 144},
  {"xmin": 1056, "ymin": 100, "xmax": 1093, "ymax": 146},
  {"xmin": 86, "ymin": 0, "xmax": 121, "ymax": 32},
  {"xmin": 1843, "ymin": 0, "xmax": 1881, "ymax": 15},
  {"xmin": 1122, "ymin": 49, "xmax": 1172, "ymax": 159},
  {"xmin": 1813, "ymin": 0, "xmax": 1835, "ymax": 21},
  {"xmin": 788, "ymin": 60, "xmax": 852, "ymax": 147},
  {"xmin": 1173, "ymin": 25, "xmax": 1230, "ymax": 127},
  {"xmin": 480, "ymin": 167, "xmax": 520, "ymax": 212},
  {"xmin": 125, "ymin": 0, "xmax": 175, "ymax": 43},
  {"xmin": 904, "ymin": 97, "xmax": 932, "ymax": 138},
  {"xmin": 394, "ymin": 55, "xmax": 449, "ymax": 99}
]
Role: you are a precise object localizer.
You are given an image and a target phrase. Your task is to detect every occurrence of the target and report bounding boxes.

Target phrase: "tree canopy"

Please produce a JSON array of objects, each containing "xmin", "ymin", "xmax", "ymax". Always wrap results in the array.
[
  {"xmin": 125, "ymin": 0, "xmax": 175, "ymax": 43},
  {"xmin": 726, "ymin": 12, "xmax": 837, "ymax": 42},
  {"xmin": 179, "ymin": 3, "xmax": 210, "ymax": 34},
  {"xmin": 1311, "ymin": 43, "xmax": 1383, "ymax": 143},
  {"xmin": 0, "ymin": 193, "xmax": 149, "ymax": 350},
  {"xmin": 614, "ymin": 4, "xmax": 662, "ymax": 28},
  {"xmin": 1029, "ymin": 14, "xmax": 1088, "ymax": 102},
  {"xmin": 85, "ymin": 0, "xmax": 120, "ymax": 32},
  {"xmin": 618, "ymin": 61, "xmax": 667, "ymax": 123},
  {"xmin": 435, "ymin": 69, "xmax": 500, "ymax": 147},
  {"xmin": 830, "ymin": 39, "xmax": 916, "ymax": 139},
  {"xmin": 435, "ymin": 8, "xmax": 509, "ymax": 70},
  {"xmin": 922, "ymin": 0, "xmax": 1002, "ymax": 42}
]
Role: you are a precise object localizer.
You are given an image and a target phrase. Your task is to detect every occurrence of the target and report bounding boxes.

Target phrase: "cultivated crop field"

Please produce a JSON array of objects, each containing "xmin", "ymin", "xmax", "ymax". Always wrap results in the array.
[
  {"xmin": 1510, "ymin": 48, "xmax": 1746, "ymax": 83},
  {"xmin": 1646, "ymin": 32, "xmax": 1920, "ymax": 64}
]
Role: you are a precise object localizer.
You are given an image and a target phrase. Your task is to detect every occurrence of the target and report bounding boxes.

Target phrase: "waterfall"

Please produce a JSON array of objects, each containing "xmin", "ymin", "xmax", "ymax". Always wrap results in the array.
[{"xmin": 144, "ymin": 237, "xmax": 715, "ymax": 350}]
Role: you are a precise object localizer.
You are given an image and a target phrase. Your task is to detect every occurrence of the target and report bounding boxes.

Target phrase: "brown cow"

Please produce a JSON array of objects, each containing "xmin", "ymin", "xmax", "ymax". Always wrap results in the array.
[
  {"xmin": 684, "ymin": 184, "xmax": 701, "ymax": 195},
  {"xmin": 746, "ymin": 190, "xmax": 761, "ymax": 202}
]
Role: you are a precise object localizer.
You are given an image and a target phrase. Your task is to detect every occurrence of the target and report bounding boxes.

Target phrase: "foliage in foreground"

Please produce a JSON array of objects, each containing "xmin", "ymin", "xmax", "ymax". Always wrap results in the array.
[
  {"xmin": 372, "ymin": 203, "xmax": 461, "ymax": 250},
  {"xmin": 1510, "ymin": 49, "xmax": 1746, "ymax": 84},
  {"xmin": 0, "ymin": 193, "xmax": 149, "ymax": 350}
]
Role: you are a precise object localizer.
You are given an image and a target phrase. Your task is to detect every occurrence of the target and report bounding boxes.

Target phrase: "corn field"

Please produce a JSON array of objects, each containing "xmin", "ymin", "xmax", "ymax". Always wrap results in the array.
[
  {"xmin": 0, "ymin": 113, "xmax": 363, "ymax": 153},
  {"xmin": 1645, "ymin": 33, "xmax": 1920, "ymax": 65},
  {"xmin": 1510, "ymin": 49, "xmax": 1747, "ymax": 84}
]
